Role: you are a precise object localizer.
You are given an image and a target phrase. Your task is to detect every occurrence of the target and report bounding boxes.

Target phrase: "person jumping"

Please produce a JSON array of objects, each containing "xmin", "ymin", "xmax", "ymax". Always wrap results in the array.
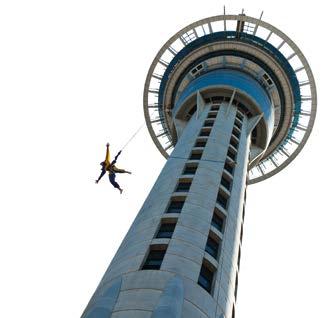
[{"xmin": 95, "ymin": 143, "xmax": 131, "ymax": 194}]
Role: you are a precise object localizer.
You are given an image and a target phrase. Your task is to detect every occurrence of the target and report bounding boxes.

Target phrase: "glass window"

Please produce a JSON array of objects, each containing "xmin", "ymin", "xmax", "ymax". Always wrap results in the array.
[
  {"xmin": 224, "ymin": 161, "xmax": 234, "ymax": 174},
  {"xmin": 204, "ymin": 120, "xmax": 214, "ymax": 127},
  {"xmin": 234, "ymin": 274, "xmax": 238, "ymax": 299},
  {"xmin": 221, "ymin": 175, "xmax": 231, "ymax": 191},
  {"xmin": 190, "ymin": 152, "xmax": 202, "ymax": 160},
  {"xmin": 175, "ymin": 181, "xmax": 191, "ymax": 192},
  {"xmin": 230, "ymin": 137, "xmax": 239, "ymax": 149},
  {"xmin": 142, "ymin": 248, "xmax": 167, "ymax": 270},
  {"xmin": 195, "ymin": 140, "xmax": 207, "ymax": 147},
  {"xmin": 234, "ymin": 118, "xmax": 242, "ymax": 129},
  {"xmin": 166, "ymin": 199, "xmax": 185, "ymax": 213},
  {"xmin": 183, "ymin": 164, "xmax": 198, "ymax": 175},
  {"xmin": 232, "ymin": 128, "xmax": 240, "ymax": 139},
  {"xmin": 212, "ymin": 211, "xmax": 224, "ymax": 232},
  {"xmin": 156, "ymin": 222, "xmax": 176, "ymax": 239},
  {"xmin": 199, "ymin": 130, "xmax": 210, "ymax": 137},
  {"xmin": 211, "ymin": 105, "xmax": 220, "ymax": 111},
  {"xmin": 198, "ymin": 261, "xmax": 215, "ymax": 293},
  {"xmin": 240, "ymin": 223, "xmax": 243, "ymax": 242},
  {"xmin": 217, "ymin": 192, "xmax": 228, "ymax": 210},
  {"xmin": 205, "ymin": 236, "xmax": 220, "ymax": 260},
  {"xmin": 236, "ymin": 111, "xmax": 244, "ymax": 121},
  {"xmin": 227, "ymin": 149, "xmax": 236, "ymax": 161}
]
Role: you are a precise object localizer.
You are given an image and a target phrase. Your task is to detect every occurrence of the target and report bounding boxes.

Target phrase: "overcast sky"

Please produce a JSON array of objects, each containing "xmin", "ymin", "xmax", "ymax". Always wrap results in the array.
[{"xmin": 0, "ymin": 1, "xmax": 323, "ymax": 317}]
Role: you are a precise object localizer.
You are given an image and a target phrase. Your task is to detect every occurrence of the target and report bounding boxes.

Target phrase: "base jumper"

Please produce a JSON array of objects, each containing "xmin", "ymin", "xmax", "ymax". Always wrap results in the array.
[{"xmin": 95, "ymin": 143, "xmax": 131, "ymax": 194}]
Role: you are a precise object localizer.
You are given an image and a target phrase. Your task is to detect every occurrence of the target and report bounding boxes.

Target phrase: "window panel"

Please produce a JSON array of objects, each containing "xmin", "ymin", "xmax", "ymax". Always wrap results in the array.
[
  {"xmin": 183, "ymin": 164, "xmax": 198, "ymax": 175},
  {"xmin": 190, "ymin": 152, "xmax": 202, "ymax": 160},
  {"xmin": 205, "ymin": 236, "xmax": 220, "ymax": 260},
  {"xmin": 217, "ymin": 192, "xmax": 228, "ymax": 210},
  {"xmin": 166, "ymin": 198, "xmax": 185, "ymax": 213},
  {"xmin": 198, "ymin": 261, "xmax": 215, "ymax": 293},
  {"xmin": 156, "ymin": 222, "xmax": 176, "ymax": 239},
  {"xmin": 142, "ymin": 248, "xmax": 167, "ymax": 270},
  {"xmin": 175, "ymin": 181, "xmax": 192, "ymax": 192},
  {"xmin": 212, "ymin": 211, "xmax": 224, "ymax": 232}
]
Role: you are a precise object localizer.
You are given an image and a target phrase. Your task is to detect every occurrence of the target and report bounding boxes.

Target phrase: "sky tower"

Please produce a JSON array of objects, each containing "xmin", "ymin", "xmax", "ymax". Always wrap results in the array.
[{"xmin": 81, "ymin": 11, "xmax": 316, "ymax": 318}]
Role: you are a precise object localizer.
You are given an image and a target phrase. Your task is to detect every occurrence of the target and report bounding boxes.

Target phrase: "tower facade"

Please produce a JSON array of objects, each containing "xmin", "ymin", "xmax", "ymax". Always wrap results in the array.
[{"xmin": 81, "ymin": 13, "xmax": 316, "ymax": 318}]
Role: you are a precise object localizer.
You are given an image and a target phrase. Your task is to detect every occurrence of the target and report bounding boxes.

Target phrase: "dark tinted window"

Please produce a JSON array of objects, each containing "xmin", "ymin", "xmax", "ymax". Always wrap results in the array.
[
  {"xmin": 211, "ymin": 105, "xmax": 220, "ymax": 110},
  {"xmin": 236, "ymin": 111, "xmax": 244, "ymax": 121},
  {"xmin": 230, "ymin": 137, "xmax": 239, "ymax": 149},
  {"xmin": 156, "ymin": 223, "xmax": 176, "ymax": 239},
  {"xmin": 195, "ymin": 140, "xmax": 207, "ymax": 147},
  {"xmin": 227, "ymin": 150, "xmax": 236, "ymax": 161},
  {"xmin": 234, "ymin": 274, "xmax": 238, "ymax": 299},
  {"xmin": 205, "ymin": 237, "xmax": 220, "ymax": 260},
  {"xmin": 212, "ymin": 212, "xmax": 224, "ymax": 232},
  {"xmin": 204, "ymin": 120, "xmax": 214, "ymax": 127},
  {"xmin": 166, "ymin": 199, "xmax": 184, "ymax": 213},
  {"xmin": 198, "ymin": 262, "xmax": 215, "ymax": 293},
  {"xmin": 221, "ymin": 176, "xmax": 231, "ymax": 191},
  {"xmin": 142, "ymin": 248, "xmax": 167, "ymax": 270},
  {"xmin": 232, "ymin": 129, "xmax": 240, "ymax": 139},
  {"xmin": 190, "ymin": 152, "xmax": 202, "ymax": 160},
  {"xmin": 175, "ymin": 181, "xmax": 191, "ymax": 192},
  {"xmin": 199, "ymin": 130, "xmax": 210, "ymax": 137},
  {"xmin": 224, "ymin": 161, "xmax": 234, "ymax": 174},
  {"xmin": 217, "ymin": 192, "xmax": 228, "ymax": 210},
  {"xmin": 234, "ymin": 119, "xmax": 242, "ymax": 129},
  {"xmin": 183, "ymin": 164, "xmax": 198, "ymax": 175}
]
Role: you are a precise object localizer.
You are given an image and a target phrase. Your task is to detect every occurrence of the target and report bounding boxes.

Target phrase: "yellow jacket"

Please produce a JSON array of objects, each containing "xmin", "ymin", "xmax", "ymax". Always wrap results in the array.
[{"xmin": 104, "ymin": 146, "xmax": 124, "ymax": 173}]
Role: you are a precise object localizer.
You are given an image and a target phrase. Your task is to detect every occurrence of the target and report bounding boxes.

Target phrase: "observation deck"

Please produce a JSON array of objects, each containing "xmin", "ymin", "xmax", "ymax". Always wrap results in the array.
[{"xmin": 143, "ymin": 13, "xmax": 317, "ymax": 183}]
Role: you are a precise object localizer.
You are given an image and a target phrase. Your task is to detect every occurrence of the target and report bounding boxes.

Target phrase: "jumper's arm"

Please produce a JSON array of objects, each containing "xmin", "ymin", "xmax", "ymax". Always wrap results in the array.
[
  {"xmin": 95, "ymin": 167, "xmax": 106, "ymax": 183},
  {"xmin": 104, "ymin": 143, "xmax": 111, "ymax": 167},
  {"xmin": 110, "ymin": 150, "xmax": 122, "ymax": 166}
]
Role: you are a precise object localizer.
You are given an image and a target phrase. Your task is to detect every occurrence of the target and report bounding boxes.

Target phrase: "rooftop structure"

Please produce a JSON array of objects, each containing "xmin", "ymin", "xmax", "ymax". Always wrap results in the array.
[{"xmin": 144, "ymin": 12, "xmax": 316, "ymax": 183}]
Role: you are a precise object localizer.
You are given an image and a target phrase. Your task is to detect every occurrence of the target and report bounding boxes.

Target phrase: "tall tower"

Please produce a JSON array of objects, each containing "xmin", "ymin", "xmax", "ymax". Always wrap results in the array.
[{"xmin": 82, "ymin": 13, "xmax": 316, "ymax": 318}]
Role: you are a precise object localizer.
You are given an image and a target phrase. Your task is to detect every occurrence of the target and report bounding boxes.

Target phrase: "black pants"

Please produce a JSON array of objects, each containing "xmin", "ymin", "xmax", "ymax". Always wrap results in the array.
[{"xmin": 109, "ymin": 172, "xmax": 120, "ymax": 189}]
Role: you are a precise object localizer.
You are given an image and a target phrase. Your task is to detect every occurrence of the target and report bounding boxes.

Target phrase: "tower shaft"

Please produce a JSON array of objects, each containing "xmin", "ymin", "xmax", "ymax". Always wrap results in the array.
[{"xmin": 82, "ymin": 101, "xmax": 256, "ymax": 318}]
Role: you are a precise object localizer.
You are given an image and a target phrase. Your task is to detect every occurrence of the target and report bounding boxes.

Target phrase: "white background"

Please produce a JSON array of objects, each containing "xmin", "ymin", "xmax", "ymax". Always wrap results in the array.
[{"xmin": 0, "ymin": 1, "xmax": 323, "ymax": 317}]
